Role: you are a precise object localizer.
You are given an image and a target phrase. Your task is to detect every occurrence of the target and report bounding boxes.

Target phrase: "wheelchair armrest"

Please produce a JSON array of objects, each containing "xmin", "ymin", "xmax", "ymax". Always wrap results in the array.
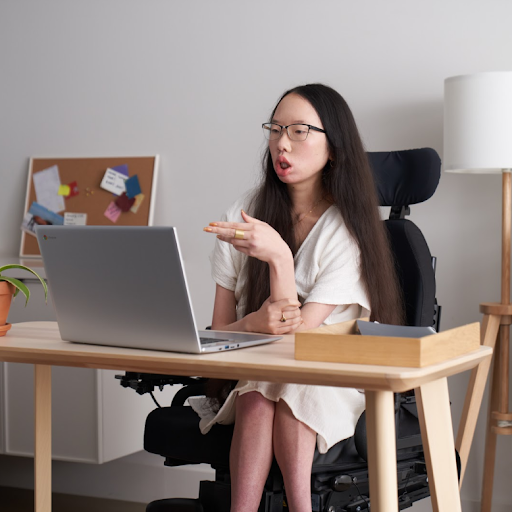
[
  {"xmin": 172, "ymin": 380, "xmax": 208, "ymax": 406},
  {"xmin": 115, "ymin": 372, "xmax": 207, "ymax": 396},
  {"xmin": 116, "ymin": 328, "xmax": 213, "ymax": 397}
]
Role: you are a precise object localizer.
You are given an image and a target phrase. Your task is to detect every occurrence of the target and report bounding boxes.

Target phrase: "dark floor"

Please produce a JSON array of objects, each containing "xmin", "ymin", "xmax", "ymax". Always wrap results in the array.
[{"xmin": 0, "ymin": 487, "xmax": 146, "ymax": 512}]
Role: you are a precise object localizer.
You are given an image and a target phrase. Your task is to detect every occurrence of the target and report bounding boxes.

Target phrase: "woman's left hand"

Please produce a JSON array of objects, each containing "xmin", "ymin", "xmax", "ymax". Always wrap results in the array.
[{"xmin": 204, "ymin": 210, "xmax": 291, "ymax": 264}]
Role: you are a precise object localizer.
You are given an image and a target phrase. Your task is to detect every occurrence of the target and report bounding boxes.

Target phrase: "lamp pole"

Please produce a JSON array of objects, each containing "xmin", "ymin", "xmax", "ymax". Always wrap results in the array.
[
  {"xmin": 500, "ymin": 171, "xmax": 510, "ymax": 412},
  {"xmin": 479, "ymin": 169, "xmax": 512, "ymax": 512}
]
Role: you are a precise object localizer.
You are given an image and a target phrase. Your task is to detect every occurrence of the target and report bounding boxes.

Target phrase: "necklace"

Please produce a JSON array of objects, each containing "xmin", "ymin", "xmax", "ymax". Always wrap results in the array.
[{"xmin": 294, "ymin": 197, "xmax": 324, "ymax": 224}]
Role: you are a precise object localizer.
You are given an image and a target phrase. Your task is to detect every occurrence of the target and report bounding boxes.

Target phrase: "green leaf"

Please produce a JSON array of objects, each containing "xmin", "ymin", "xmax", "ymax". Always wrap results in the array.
[
  {"xmin": 0, "ymin": 276, "xmax": 31, "ymax": 306},
  {"xmin": 0, "ymin": 264, "xmax": 48, "ymax": 302}
]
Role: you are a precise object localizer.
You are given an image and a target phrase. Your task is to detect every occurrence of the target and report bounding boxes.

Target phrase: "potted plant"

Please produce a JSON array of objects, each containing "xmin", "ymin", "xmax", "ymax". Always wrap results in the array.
[{"xmin": 0, "ymin": 264, "xmax": 48, "ymax": 336}]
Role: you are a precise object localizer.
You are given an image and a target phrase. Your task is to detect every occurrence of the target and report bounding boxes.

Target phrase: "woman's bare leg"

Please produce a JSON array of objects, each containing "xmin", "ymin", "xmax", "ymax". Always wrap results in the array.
[
  {"xmin": 230, "ymin": 391, "xmax": 276, "ymax": 512},
  {"xmin": 273, "ymin": 400, "xmax": 316, "ymax": 512}
]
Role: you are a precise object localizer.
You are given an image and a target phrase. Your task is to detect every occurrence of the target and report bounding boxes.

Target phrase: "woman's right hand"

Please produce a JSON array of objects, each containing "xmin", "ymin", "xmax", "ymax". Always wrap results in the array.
[
  {"xmin": 204, "ymin": 210, "xmax": 292, "ymax": 267},
  {"xmin": 245, "ymin": 297, "xmax": 302, "ymax": 335}
]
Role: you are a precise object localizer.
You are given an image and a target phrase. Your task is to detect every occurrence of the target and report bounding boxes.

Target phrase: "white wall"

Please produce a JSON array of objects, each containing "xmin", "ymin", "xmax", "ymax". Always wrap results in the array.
[{"xmin": 1, "ymin": 0, "xmax": 511, "ymax": 509}]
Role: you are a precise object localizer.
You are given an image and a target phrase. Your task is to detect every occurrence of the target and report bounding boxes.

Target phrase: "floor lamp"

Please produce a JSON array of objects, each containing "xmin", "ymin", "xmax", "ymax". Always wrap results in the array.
[{"xmin": 444, "ymin": 71, "xmax": 512, "ymax": 512}]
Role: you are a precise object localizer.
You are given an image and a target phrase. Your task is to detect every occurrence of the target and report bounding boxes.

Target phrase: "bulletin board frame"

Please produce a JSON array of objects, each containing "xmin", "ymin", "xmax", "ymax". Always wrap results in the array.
[{"xmin": 20, "ymin": 155, "xmax": 159, "ymax": 257}]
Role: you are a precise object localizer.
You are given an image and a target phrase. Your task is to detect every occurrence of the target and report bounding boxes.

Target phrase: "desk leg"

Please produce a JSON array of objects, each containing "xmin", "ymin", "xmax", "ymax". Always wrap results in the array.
[
  {"xmin": 365, "ymin": 390, "xmax": 398, "ymax": 512},
  {"xmin": 455, "ymin": 314, "xmax": 499, "ymax": 484},
  {"xmin": 34, "ymin": 364, "xmax": 52, "ymax": 512},
  {"xmin": 416, "ymin": 378, "xmax": 461, "ymax": 512}
]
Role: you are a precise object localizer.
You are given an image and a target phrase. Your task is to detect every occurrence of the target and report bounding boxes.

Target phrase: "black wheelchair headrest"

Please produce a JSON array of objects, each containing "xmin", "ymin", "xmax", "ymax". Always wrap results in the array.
[{"xmin": 368, "ymin": 148, "xmax": 441, "ymax": 207}]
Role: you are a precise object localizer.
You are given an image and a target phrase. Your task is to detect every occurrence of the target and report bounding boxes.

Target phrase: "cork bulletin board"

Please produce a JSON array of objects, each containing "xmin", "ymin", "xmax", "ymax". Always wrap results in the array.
[{"xmin": 20, "ymin": 156, "xmax": 159, "ymax": 257}]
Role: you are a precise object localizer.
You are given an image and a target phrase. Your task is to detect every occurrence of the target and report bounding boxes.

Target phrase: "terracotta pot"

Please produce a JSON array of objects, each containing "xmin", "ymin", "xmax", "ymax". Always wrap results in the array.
[{"xmin": 0, "ymin": 281, "xmax": 15, "ymax": 329}]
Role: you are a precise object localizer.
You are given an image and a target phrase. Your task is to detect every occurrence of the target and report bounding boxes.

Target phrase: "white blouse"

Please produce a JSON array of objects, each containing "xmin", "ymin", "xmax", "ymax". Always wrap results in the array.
[{"xmin": 210, "ymin": 193, "xmax": 370, "ymax": 322}]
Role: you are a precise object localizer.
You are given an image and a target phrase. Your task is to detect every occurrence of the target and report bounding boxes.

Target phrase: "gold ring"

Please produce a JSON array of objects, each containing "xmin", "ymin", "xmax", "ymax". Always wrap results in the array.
[
  {"xmin": 280, "ymin": 314, "xmax": 287, "ymax": 323},
  {"xmin": 234, "ymin": 229, "xmax": 244, "ymax": 240}
]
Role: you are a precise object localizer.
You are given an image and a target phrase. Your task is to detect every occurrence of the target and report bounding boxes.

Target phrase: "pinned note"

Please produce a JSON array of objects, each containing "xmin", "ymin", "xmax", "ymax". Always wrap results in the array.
[
  {"xmin": 33, "ymin": 165, "xmax": 65, "ymax": 213},
  {"xmin": 65, "ymin": 181, "xmax": 79, "ymax": 199},
  {"xmin": 130, "ymin": 193, "xmax": 145, "ymax": 214},
  {"xmin": 100, "ymin": 168, "xmax": 127, "ymax": 196},
  {"xmin": 58, "ymin": 185, "xmax": 71, "ymax": 196},
  {"xmin": 111, "ymin": 164, "xmax": 129, "ymax": 177},
  {"xmin": 115, "ymin": 192, "xmax": 136, "ymax": 212},
  {"xmin": 104, "ymin": 201, "xmax": 122, "ymax": 223},
  {"xmin": 28, "ymin": 202, "xmax": 65, "ymax": 225},
  {"xmin": 22, "ymin": 202, "xmax": 65, "ymax": 237},
  {"xmin": 64, "ymin": 212, "xmax": 87, "ymax": 226},
  {"xmin": 125, "ymin": 175, "xmax": 141, "ymax": 198},
  {"xmin": 58, "ymin": 182, "xmax": 79, "ymax": 198},
  {"xmin": 21, "ymin": 212, "xmax": 37, "ymax": 237}
]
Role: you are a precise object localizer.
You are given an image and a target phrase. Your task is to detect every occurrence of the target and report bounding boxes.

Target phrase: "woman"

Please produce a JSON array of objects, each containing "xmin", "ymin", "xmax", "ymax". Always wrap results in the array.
[{"xmin": 196, "ymin": 84, "xmax": 403, "ymax": 512}]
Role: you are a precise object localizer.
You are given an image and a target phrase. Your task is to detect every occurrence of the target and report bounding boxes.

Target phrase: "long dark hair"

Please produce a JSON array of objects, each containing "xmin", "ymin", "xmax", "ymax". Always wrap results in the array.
[{"xmin": 244, "ymin": 83, "xmax": 404, "ymax": 325}]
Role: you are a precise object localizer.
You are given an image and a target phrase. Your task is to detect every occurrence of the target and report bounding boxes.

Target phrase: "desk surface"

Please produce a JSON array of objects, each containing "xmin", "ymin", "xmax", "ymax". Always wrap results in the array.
[
  {"xmin": 0, "ymin": 321, "xmax": 492, "ymax": 512},
  {"xmin": 0, "ymin": 322, "xmax": 492, "ymax": 393}
]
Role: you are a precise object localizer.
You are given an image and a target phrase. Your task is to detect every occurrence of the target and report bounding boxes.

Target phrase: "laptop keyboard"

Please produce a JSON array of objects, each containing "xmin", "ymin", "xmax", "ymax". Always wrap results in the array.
[{"xmin": 200, "ymin": 336, "xmax": 230, "ymax": 345}]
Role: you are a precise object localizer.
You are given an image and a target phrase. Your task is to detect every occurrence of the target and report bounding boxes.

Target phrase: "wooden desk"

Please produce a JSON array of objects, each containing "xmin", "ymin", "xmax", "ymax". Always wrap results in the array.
[{"xmin": 0, "ymin": 322, "xmax": 492, "ymax": 512}]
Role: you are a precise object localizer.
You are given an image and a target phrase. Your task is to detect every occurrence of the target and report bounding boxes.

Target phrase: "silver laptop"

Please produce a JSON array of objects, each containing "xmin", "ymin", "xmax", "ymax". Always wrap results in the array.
[{"xmin": 35, "ymin": 226, "xmax": 281, "ymax": 353}]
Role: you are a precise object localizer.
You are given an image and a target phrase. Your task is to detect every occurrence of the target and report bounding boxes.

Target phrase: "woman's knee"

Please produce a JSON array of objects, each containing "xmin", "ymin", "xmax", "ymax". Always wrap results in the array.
[
  {"xmin": 235, "ymin": 391, "xmax": 275, "ymax": 420},
  {"xmin": 274, "ymin": 400, "xmax": 316, "ymax": 438}
]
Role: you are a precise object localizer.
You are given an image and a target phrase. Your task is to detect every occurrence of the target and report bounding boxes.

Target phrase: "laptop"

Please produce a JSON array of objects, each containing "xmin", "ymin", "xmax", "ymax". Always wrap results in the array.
[{"xmin": 35, "ymin": 226, "xmax": 281, "ymax": 353}]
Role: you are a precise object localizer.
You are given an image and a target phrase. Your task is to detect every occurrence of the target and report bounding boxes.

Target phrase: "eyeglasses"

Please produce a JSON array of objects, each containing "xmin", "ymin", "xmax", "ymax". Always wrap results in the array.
[{"xmin": 262, "ymin": 123, "xmax": 326, "ymax": 141}]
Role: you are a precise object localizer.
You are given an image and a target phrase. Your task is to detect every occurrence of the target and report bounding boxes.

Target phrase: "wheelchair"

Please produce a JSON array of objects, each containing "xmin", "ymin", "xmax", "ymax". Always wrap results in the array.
[{"xmin": 117, "ymin": 148, "xmax": 442, "ymax": 512}]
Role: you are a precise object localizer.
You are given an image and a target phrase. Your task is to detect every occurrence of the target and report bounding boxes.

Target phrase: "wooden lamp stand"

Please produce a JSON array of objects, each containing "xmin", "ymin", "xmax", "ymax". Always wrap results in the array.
[
  {"xmin": 445, "ymin": 71, "xmax": 512, "ymax": 512},
  {"xmin": 456, "ymin": 170, "xmax": 512, "ymax": 512}
]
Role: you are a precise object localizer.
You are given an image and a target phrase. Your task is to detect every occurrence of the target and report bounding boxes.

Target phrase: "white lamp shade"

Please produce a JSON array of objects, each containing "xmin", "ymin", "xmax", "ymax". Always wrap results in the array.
[{"xmin": 444, "ymin": 72, "xmax": 512, "ymax": 173}]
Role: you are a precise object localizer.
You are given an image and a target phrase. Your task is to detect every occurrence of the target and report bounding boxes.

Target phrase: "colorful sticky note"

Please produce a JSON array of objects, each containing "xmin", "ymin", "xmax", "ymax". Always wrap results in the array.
[
  {"xmin": 115, "ymin": 192, "xmax": 136, "ymax": 212},
  {"xmin": 65, "ymin": 181, "xmax": 79, "ymax": 199},
  {"xmin": 100, "ymin": 168, "xmax": 127, "ymax": 195},
  {"xmin": 104, "ymin": 201, "xmax": 122, "ymax": 223},
  {"xmin": 124, "ymin": 175, "xmax": 141, "ymax": 199},
  {"xmin": 130, "ymin": 193, "xmax": 145, "ymax": 214},
  {"xmin": 58, "ymin": 185, "xmax": 71, "ymax": 196}
]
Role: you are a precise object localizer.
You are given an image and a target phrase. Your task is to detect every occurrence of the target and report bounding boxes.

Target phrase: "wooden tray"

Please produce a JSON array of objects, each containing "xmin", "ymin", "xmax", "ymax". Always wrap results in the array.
[{"xmin": 295, "ymin": 320, "xmax": 480, "ymax": 367}]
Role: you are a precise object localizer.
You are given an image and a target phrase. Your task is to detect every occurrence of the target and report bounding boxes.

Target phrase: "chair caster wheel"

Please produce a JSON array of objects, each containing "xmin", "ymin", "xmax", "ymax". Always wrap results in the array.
[{"xmin": 146, "ymin": 498, "xmax": 204, "ymax": 512}]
